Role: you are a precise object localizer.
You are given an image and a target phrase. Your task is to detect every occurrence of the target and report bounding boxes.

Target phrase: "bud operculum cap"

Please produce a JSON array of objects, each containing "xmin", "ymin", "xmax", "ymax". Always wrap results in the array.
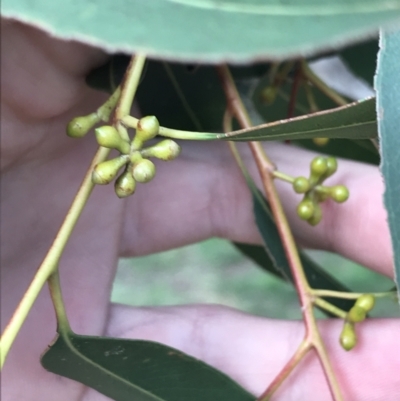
[
  {"xmin": 340, "ymin": 322, "xmax": 357, "ymax": 351},
  {"xmin": 115, "ymin": 169, "xmax": 136, "ymax": 198},
  {"xmin": 293, "ymin": 177, "xmax": 310, "ymax": 194},
  {"xmin": 92, "ymin": 156, "xmax": 128, "ymax": 185},
  {"xmin": 132, "ymin": 159, "xmax": 156, "ymax": 183},
  {"xmin": 95, "ymin": 126, "xmax": 130, "ymax": 154},
  {"xmin": 355, "ymin": 294, "xmax": 375, "ymax": 312},
  {"xmin": 136, "ymin": 116, "xmax": 160, "ymax": 142},
  {"xmin": 67, "ymin": 113, "xmax": 99, "ymax": 138},
  {"xmin": 141, "ymin": 139, "xmax": 181, "ymax": 161},
  {"xmin": 297, "ymin": 200, "xmax": 315, "ymax": 220}
]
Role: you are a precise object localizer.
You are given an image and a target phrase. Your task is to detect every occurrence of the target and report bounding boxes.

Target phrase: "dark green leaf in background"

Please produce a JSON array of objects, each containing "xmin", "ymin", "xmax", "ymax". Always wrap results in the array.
[
  {"xmin": 375, "ymin": 28, "xmax": 400, "ymax": 303},
  {"xmin": 41, "ymin": 331, "xmax": 255, "ymax": 401},
  {"xmin": 3, "ymin": 0, "xmax": 400, "ymax": 62},
  {"xmin": 339, "ymin": 38, "xmax": 379, "ymax": 86}
]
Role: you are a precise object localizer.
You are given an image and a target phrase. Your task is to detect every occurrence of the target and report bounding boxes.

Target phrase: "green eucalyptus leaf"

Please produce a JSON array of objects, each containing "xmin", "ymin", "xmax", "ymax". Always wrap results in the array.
[
  {"xmin": 339, "ymin": 39, "xmax": 379, "ymax": 86},
  {"xmin": 222, "ymin": 97, "xmax": 377, "ymax": 141},
  {"xmin": 41, "ymin": 331, "xmax": 254, "ymax": 401},
  {"xmin": 3, "ymin": 1, "xmax": 400, "ymax": 62},
  {"xmin": 252, "ymin": 72, "xmax": 380, "ymax": 163},
  {"xmin": 375, "ymin": 28, "xmax": 400, "ymax": 303}
]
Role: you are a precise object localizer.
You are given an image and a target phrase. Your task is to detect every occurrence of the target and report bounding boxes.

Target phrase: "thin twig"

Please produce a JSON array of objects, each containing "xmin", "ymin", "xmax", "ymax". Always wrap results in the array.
[{"xmin": 217, "ymin": 64, "xmax": 344, "ymax": 401}]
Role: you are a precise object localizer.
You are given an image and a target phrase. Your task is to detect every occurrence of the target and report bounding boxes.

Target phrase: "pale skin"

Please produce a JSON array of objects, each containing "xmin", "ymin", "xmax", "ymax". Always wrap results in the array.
[{"xmin": 1, "ymin": 19, "xmax": 399, "ymax": 401}]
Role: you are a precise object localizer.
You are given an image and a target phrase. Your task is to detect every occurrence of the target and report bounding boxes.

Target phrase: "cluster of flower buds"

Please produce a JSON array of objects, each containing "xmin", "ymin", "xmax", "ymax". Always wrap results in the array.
[
  {"xmin": 294, "ymin": 156, "xmax": 349, "ymax": 225},
  {"xmin": 340, "ymin": 294, "xmax": 375, "ymax": 351},
  {"xmin": 89, "ymin": 116, "xmax": 180, "ymax": 198}
]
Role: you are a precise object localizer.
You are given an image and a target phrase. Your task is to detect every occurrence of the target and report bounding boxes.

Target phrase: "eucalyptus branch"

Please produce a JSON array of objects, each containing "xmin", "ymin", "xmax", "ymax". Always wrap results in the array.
[
  {"xmin": 313, "ymin": 298, "xmax": 347, "ymax": 319},
  {"xmin": 217, "ymin": 64, "xmax": 344, "ymax": 401},
  {"xmin": 0, "ymin": 53, "xmax": 147, "ymax": 369}
]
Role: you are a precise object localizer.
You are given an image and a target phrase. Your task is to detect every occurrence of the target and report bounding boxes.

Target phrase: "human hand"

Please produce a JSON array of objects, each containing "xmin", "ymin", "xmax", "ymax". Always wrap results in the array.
[{"xmin": 1, "ymin": 19, "xmax": 399, "ymax": 401}]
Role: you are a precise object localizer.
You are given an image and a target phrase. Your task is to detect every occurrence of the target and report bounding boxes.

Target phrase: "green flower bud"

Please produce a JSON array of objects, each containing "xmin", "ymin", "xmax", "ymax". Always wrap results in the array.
[
  {"xmin": 293, "ymin": 177, "xmax": 311, "ymax": 194},
  {"xmin": 114, "ymin": 169, "xmax": 136, "ymax": 198},
  {"xmin": 92, "ymin": 156, "xmax": 128, "ymax": 185},
  {"xmin": 347, "ymin": 306, "xmax": 366, "ymax": 323},
  {"xmin": 310, "ymin": 156, "xmax": 328, "ymax": 178},
  {"xmin": 67, "ymin": 113, "xmax": 100, "ymax": 138},
  {"xmin": 340, "ymin": 322, "xmax": 357, "ymax": 351},
  {"xmin": 95, "ymin": 126, "xmax": 130, "ymax": 154},
  {"xmin": 355, "ymin": 294, "xmax": 375, "ymax": 312},
  {"xmin": 132, "ymin": 159, "xmax": 156, "ymax": 183},
  {"xmin": 325, "ymin": 157, "xmax": 338, "ymax": 178},
  {"xmin": 313, "ymin": 137, "xmax": 329, "ymax": 146},
  {"xmin": 260, "ymin": 86, "xmax": 277, "ymax": 105},
  {"xmin": 297, "ymin": 199, "xmax": 315, "ymax": 220},
  {"xmin": 141, "ymin": 139, "xmax": 181, "ymax": 161},
  {"xmin": 137, "ymin": 116, "xmax": 160, "ymax": 141},
  {"xmin": 329, "ymin": 185, "xmax": 349, "ymax": 203},
  {"xmin": 307, "ymin": 203, "xmax": 322, "ymax": 226}
]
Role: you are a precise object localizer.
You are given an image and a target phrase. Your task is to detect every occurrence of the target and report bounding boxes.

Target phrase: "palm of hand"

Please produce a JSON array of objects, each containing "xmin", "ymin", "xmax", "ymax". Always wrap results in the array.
[{"xmin": 1, "ymin": 20, "xmax": 399, "ymax": 401}]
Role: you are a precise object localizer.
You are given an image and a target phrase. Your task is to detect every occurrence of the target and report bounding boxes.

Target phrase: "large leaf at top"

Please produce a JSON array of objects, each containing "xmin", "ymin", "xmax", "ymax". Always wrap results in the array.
[
  {"xmin": 221, "ymin": 97, "xmax": 377, "ymax": 141},
  {"xmin": 375, "ymin": 29, "xmax": 400, "ymax": 303},
  {"xmin": 2, "ymin": 1, "xmax": 400, "ymax": 62},
  {"xmin": 41, "ymin": 331, "xmax": 254, "ymax": 401}
]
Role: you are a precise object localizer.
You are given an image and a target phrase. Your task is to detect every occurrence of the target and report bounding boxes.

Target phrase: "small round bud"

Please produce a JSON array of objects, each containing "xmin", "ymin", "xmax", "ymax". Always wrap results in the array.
[
  {"xmin": 95, "ymin": 126, "xmax": 130, "ymax": 154},
  {"xmin": 307, "ymin": 203, "xmax": 322, "ymax": 226},
  {"xmin": 293, "ymin": 177, "xmax": 311, "ymax": 194},
  {"xmin": 141, "ymin": 139, "xmax": 181, "ymax": 161},
  {"xmin": 329, "ymin": 185, "xmax": 349, "ymax": 203},
  {"xmin": 340, "ymin": 322, "xmax": 357, "ymax": 351},
  {"xmin": 325, "ymin": 157, "xmax": 338, "ymax": 177},
  {"xmin": 297, "ymin": 200, "xmax": 315, "ymax": 220},
  {"xmin": 136, "ymin": 116, "xmax": 160, "ymax": 142},
  {"xmin": 355, "ymin": 294, "xmax": 375, "ymax": 312},
  {"xmin": 114, "ymin": 169, "xmax": 136, "ymax": 198},
  {"xmin": 132, "ymin": 159, "xmax": 156, "ymax": 183},
  {"xmin": 67, "ymin": 113, "xmax": 99, "ymax": 138},
  {"xmin": 310, "ymin": 156, "xmax": 328, "ymax": 177},
  {"xmin": 92, "ymin": 156, "xmax": 128, "ymax": 185},
  {"xmin": 260, "ymin": 86, "xmax": 277, "ymax": 105},
  {"xmin": 347, "ymin": 306, "xmax": 366, "ymax": 323},
  {"xmin": 313, "ymin": 137, "xmax": 329, "ymax": 146}
]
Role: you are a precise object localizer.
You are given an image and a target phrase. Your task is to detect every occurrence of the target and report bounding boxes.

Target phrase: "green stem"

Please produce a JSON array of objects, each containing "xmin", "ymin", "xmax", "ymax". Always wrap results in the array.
[
  {"xmin": 97, "ymin": 86, "xmax": 121, "ymax": 122},
  {"xmin": 0, "ymin": 146, "xmax": 109, "ymax": 369},
  {"xmin": 122, "ymin": 115, "xmax": 219, "ymax": 140},
  {"xmin": 48, "ymin": 270, "xmax": 71, "ymax": 334},
  {"xmin": 115, "ymin": 54, "xmax": 146, "ymax": 142},
  {"xmin": 313, "ymin": 298, "xmax": 347, "ymax": 319},
  {"xmin": 312, "ymin": 289, "xmax": 397, "ymax": 300},
  {"xmin": 273, "ymin": 170, "xmax": 294, "ymax": 183},
  {"xmin": 0, "ymin": 53, "xmax": 147, "ymax": 369},
  {"xmin": 301, "ymin": 60, "xmax": 348, "ymax": 107}
]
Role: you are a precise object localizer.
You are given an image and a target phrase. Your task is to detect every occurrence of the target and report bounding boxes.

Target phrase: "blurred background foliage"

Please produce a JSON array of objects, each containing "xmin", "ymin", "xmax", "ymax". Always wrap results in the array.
[{"xmin": 112, "ymin": 239, "xmax": 399, "ymax": 320}]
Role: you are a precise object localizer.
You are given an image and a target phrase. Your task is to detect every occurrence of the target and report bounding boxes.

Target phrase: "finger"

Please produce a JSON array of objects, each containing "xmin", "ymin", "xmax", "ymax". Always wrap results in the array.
[
  {"xmin": 120, "ymin": 141, "xmax": 393, "ymax": 277},
  {"xmin": 92, "ymin": 304, "xmax": 400, "ymax": 401}
]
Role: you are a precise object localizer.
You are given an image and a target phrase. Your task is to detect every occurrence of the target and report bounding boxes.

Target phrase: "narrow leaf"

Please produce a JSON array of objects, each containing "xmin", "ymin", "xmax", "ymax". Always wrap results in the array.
[
  {"xmin": 222, "ymin": 98, "xmax": 377, "ymax": 141},
  {"xmin": 41, "ymin": 331, "xmax": 254, "ymax": 401},
  {"xmin": 375, "ymin": 28, "xmax": 400, "ymax": 303}
]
